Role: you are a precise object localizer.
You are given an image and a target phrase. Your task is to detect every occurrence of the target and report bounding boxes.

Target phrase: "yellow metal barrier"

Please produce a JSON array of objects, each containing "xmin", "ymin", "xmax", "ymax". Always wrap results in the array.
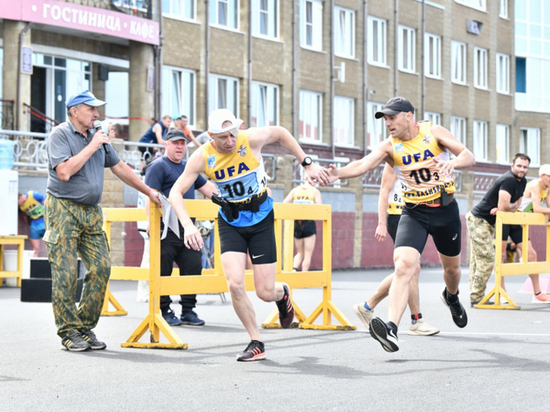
[
  {"xmin": 101, "ymin": 200, "xmax": 355, "ymax": 349},
  {"xmin": 475, "ymin": 211, "xmax": 550, "ymax": 310}
]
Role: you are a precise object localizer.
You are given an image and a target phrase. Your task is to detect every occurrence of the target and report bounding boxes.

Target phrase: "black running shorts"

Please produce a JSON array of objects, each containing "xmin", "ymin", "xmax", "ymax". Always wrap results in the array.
[
  {"xmin": 294, "ymin": 220, "xmax": 317, "ymax": 239},
  {"xmin": 501, "ymin": 224, "xmax": 525, "ymax": 244},
  {"xmin": 394, "ymin": 199, "xmax": 461, "ymax": 257},
  {"xmin": 387, "ymin": 214, "xmax": 401, "ymax": 244},
  {"xmin": 217, "ymin": 209, "xmax": 277, "ymax": 264}
]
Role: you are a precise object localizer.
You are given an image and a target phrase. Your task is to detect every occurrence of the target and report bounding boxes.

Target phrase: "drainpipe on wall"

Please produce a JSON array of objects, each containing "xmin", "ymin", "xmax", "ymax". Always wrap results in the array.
[
  {"xmin": 292, "ymin": 0, "xmax": 298, "ymax": 138},
  {"xmin": 421, "ymin": 0, "xmax": 426, "ymax": 119},
  {"xmin": 17, "ymin": 22, "xmax": 32, "ymax": 131},
  {"xmin": 363, "ymin": 0, "xmax": 368, "ymax": 156},
  {"xmin": 330, "ymin": 0, "xmax": 336, "ymax": 160},
  {"xmin": 205, "ymin": 0, "xmax": 210, "ymax": 128},
  {"xmin": 155, "ymin": 1, "xmax": 163, "ymax": 121},
  {"xmin": 248, "ymin": 3, "xmax": 252, "ymax": 126},
  {"xmin": 394, "ymin": 0, "xmax": 398, "ymax": 96}
]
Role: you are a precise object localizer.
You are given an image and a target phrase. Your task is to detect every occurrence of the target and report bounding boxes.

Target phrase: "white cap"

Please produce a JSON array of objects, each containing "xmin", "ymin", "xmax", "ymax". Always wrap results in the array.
[
  {"xmin": 539, "ymin": 164, "xmax": 550, "ymax": 177},
  {"xmin": 208, "ymin": 109, "xmax": 243, "ymax": 136}
]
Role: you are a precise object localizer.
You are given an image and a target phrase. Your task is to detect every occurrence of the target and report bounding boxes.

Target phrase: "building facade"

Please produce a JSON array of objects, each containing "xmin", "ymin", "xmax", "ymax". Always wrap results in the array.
[{"xmin": 4, "ymin": 0, "xmax": 549, "ymax": 269}]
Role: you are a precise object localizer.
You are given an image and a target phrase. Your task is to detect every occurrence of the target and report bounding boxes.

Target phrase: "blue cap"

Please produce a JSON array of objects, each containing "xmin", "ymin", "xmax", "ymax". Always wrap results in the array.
[
  {"xmin": 172, "ymin": 115, "xmax": 182, "ymax": 120},
  {"xmin": 66, "ymin": 90, "xmax": 106, "ymax": 108}
]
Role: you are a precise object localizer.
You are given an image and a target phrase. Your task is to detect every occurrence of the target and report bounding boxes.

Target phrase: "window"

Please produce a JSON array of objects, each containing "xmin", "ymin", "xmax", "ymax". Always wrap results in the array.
[
  {"xmin": 300, "ymin": 0, "xmax": 323, "ymax": 50},
  {"xmin": 520, "ymin": 128, "xmax": 540, "ymax": 166},
  {"xmin": 450, "ymin": 116, "xmax": 466, "ymax": 146},
  {"xmin": 424, "ymin": 111, "xmax": 441, "ymax": 125},
  {"xmin": 496, "ymin": 53, "xmax": 510, "ymax": 94},
  {"xmin": 252, "ymin": 0, "xmax": 278, "ymax": 39},
  {"xmin": 334, "ymin": 96, "xmax": 354, "ymax": 146},
  {"xmin": 162, "ymin": 67, "xmax": 196, "ymax": 125},
  {"xmin": 499, "ymin": 0, "xmax": 508, "ymax": 18},
  {"xmin": 474, "ymin": 47, "xmax": 488, "ymax": 89},
  {"xmin": 367, "ymin": 16, "xmax": 386, "ymax": 66},
  {"xmin": 210, "ymin": 0, "xmax": 238, "ymax": 29},
  {"xmin": 424, "ymin": 33, "xmax": 441, "ymax": 78},
  {"xmin": 496, "ymin": 124, "xmax": 510, "ymax": 164},
  {"xmin": 455, "ymin": 0, "xmax": 486, "ymax": 12},
  {"xmin": 334, "ymin": 6, "xmax": 355, "ymax": 58},
  {"xmin": 105, "ymin": 72, "xmax": 129, "ymax": 125},
  {"xmin": 367, "ymin": 102, "xmax": 388, "ymax": 148},
  {"xmin": 163, "ymin": 0, "xmax": 196, "ymax": 20},
  {"xmin": 251, "ymin": 82, "xmax": 279, "ymax": 127},
  {"xmin": 398, "ymin": 25, "xmax": 416, "ymax": 72},
  {"xmin": 299, "ymin": 90, "xmax": 322, "ymax": 142},
  {"xmin": 473, "ymin": 120, "xmax": 488, "ymax": 161},
  {"xmin": 451, "ymin": 41, "xmax": 466, "ymax": 84},
  {"xmin": 208, "ymin": 74, "xmax": 239, "ymax": 116}
]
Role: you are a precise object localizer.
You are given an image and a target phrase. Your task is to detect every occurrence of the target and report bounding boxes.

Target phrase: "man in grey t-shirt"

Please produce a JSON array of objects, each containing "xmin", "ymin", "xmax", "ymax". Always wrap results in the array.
[{"xmin": 44, "ymin": 90, "xmax": 160, "ymax": 352}]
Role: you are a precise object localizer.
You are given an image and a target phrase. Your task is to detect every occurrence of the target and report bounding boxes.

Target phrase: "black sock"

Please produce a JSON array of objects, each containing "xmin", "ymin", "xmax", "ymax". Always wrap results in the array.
[
  {"xmin": 446, "ymin": 288, "xmax": 459, "ymax": 303},
  {"xmin": 387, "ymin": 321, "xmax": 398, "ymax": 334}
]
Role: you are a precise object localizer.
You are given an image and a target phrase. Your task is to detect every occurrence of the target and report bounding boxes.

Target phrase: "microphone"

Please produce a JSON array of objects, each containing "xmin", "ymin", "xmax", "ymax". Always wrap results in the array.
[{"xmin": 93, "ymin": 120, "xmax": 111, "ymax": 154}]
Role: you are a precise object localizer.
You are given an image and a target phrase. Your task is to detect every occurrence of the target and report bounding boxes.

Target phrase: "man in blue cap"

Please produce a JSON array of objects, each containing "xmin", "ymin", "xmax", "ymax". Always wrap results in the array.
[{"xmin": 44, "ymin": 90, "xmax": 161, "ymax": 352}]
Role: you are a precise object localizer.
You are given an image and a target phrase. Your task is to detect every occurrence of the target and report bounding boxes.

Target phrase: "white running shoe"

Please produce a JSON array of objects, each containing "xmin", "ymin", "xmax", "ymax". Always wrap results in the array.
[
  {"xmin": 532, "ymin": 293, "xmax": 550, "ymax": 303},
  {"xmin": 353, "ymin": 303, "xmax": 374, "ymax": 331},
  {"xmin": 408, "ymin": 319, "xmax": 440, "ymax": 336}
]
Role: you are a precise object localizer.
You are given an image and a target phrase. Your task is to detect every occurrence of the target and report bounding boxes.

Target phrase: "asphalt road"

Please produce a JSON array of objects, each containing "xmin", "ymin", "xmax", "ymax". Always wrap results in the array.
[{"xmin": 1, "ymin": 267, "xmax": 549, "ymax": 411}]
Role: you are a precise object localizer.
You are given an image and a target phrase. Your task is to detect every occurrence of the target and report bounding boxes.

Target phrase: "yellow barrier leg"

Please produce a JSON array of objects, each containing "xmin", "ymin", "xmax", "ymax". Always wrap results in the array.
[
  {"xmin": 121, "ymin": 313, "xmax": 187, "ymax": 349},
  {"xmin": 299, "ymin": 285, "xmax": 356, "ymax": 330},
  {"xmin": 475, "ymin": 285, "xmax": 520, "ymax": 310},
  {"xmin": 101, "ymin": 283, "xmax": 128, "ymax": 316}
]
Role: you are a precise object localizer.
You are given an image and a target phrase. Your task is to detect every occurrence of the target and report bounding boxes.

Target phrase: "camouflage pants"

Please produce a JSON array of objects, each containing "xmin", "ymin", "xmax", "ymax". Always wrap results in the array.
[
  {"xmin": 466, "ymin": 211, "xmax": 495, "ymax": 303},
  {"xmin": 44, "ymin": 195, "xmax": 111, "ymax": 338}
]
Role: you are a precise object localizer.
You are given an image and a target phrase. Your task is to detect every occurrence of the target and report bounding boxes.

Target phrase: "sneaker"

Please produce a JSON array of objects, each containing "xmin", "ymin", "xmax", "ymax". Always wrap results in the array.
[
  {"xmin": 276, "ymin": 283, "xmax": 295, "ymax": 329},
  {"xmin": 81, "ymin": 330, "xmax": 107, "ymax": 350},
  {"xmin": 353, "ymin": 303, "xmax": 374, "ymax": 331},
  {"xmin": 369, "ymin": 317, "xmax": 399, "ymax": 353},
  {"xmin": 236, "ymin": 340, "xmax": 266, "ymax": 362},
  {"xmin": 163, "ymin": 311, "xmax": 183, "ymax": 326},
  {"xmin": 61, "ymin": 332, "xmax": 91, "ymax": 352},
  {"xmin": 440, "ymin": 289, "xmax": 468, "ymax": 328},
  {"xmin": 532, "ymin": 293, "xmax": 550, "ymax": 303},
  {"xmin": 408, "ymin": 319, "xmax": 440, "ymax": 336},
  {"xmin": 180, "ymin": 310, "xmax": 205, "ymax": 326}
]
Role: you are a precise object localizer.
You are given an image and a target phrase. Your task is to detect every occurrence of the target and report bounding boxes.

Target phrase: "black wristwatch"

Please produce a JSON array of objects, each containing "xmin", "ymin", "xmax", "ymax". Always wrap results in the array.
[{"xmin": 301, "ymin": 156, "xmax": 313, "ymax": 167}]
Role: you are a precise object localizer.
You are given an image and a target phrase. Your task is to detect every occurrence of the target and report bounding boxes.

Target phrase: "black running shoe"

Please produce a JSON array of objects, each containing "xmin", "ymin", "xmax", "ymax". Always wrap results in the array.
[
  {"xmin": 81, "ymin": 330, "xmax": 107, "ymax": 350},
  {"xmin": 441, "ymin": 288, "xmax": 468, "ymax": 328},
  {"xmin": 276, "ymin": 283, "xmax": 295, "ymax": 329},
  {"xmin": 236, "ymin": 340, "xmax": 266, "ymax": 362},
  {"xmin": 61, "ymin": 332, "xmax": 91, "ymax": 352},
  {"xmin": 369, "ymin": 317, "xmax": 399, "ymax": 352}
]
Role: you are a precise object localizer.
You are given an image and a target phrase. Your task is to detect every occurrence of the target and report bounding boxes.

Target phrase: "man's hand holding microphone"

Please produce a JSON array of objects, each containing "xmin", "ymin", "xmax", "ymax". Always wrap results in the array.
[{"xmin": 93, "ymin": 120, "xmax": 111, "ymax": 154}]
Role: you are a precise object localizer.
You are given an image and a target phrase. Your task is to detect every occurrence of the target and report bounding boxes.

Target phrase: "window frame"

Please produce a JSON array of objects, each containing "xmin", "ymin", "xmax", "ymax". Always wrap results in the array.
[
  {"xmin": 520, "ymin": 127, "xmax": 541, "ymax": 166},
  {"xmin": 367, "ymin": 101, "xmax": 388, "ymax": 149},
  {"xmin": 209, "ymin": 0, "xmax": 239, "ymax": 30},
  {"xmin": 252, "ymin": 0, "xmax": 279, "ymax": 39},
  {"xmin": 334, "ymin": 6, "xmax": 356, "ymax": 59},
  {"xmin": 398, "ymin": 25, "xmax": 416, "ymax": 73},
  {"xmin": 499, "ymin": 0, "xmax": 508, "ymax": 19},
  {"xmin": 251, "ymin": 81, "xmax": 279, "ymax": 127},
  {"xmin": 455, "ymin": 0, "xmax": 486, "ymax": 12},
  {"xmin": 162, "ymin": 0, "xmax": 196, "ymax": 21},
  {"xmin": 162, "ymin": 66, "xmax": 197, "ymax": 126},
  {"xmin": 496, "ymin": 53, "xmax": 510, "ymax": 94},
  {"xmin": 451, "ymin": 41, "xmax": 467, "ymax": 84},
  {"xmin": 474, "ymin": 47, "xmax": 488, "ymax": 89},
  {"xmin": 495, "ymin": 124, "xmax": 510, "ymax": 164},
  {"xmin": 208, "ymin": 74, "xmax": 239, "ymax": 116},
  {"xmin": 300, "ymin": 0, "xmax": 323, "ymax": 50},
  {"xmin": 424, "ymin": 111, "xmax": 441, "ymax": 125},
  {"xmin": 450, "ymin": 116, "xmax": 467, "ymax": 146},
  {"xmin": 299, "ymin": 90, "xmax": 323, "ymax": 143},
  {"xmin": 473, "ymin": 120, "xmax": 488, "ymax": 161},
  {"xmin": 367, "ymin": 16, "xmax": 387, "ymax": 67},
  {"xmin": 424, "ymin": 33, "xmax": 441, "ymax": 79},
  {"xmin": 333, "ymin": 96, "xmax": 355, "ymax": 147}
]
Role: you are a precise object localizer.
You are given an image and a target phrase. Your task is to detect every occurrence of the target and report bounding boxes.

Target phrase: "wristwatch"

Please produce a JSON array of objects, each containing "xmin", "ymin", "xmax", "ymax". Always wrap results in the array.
[{"xmin": 301, "ymin": 156, "xmax": 313, "ymax": 167}]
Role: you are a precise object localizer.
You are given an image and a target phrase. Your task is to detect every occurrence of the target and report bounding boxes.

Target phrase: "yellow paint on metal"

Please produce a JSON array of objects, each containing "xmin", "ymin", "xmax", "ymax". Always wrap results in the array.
[
  {"xmin": 476, "ymin": 211, "xmax": 550, "ymax": 310},
  {"xmin": 100, "ymin": 199, "xmax": 355, "ymax": 349}
]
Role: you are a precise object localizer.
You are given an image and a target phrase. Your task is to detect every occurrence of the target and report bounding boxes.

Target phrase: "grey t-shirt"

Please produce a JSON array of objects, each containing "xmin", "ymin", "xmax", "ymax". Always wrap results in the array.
[{"xmin": 46, "ymin": 120, "xmax": 120, "ymax": 206}]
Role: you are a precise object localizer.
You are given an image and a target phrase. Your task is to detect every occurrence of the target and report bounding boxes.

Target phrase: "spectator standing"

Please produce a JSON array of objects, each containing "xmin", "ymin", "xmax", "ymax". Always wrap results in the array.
[
  {"xmin": 44, "ymin": 90, "xmax": 161, "ymax": 352},
  {"xmin": 18, "ymin": 191, "xmax": 46, "ymax": 257}
]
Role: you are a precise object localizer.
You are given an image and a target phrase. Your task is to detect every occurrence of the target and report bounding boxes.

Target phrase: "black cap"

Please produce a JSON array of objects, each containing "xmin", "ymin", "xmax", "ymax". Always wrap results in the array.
[
  {"xmin": 374, "ymin": 97, "xmax": 415, "ymax": 119},
  {"xmin": 165, "ymin": 128, "xmax": 188, "ymax": 142}
]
